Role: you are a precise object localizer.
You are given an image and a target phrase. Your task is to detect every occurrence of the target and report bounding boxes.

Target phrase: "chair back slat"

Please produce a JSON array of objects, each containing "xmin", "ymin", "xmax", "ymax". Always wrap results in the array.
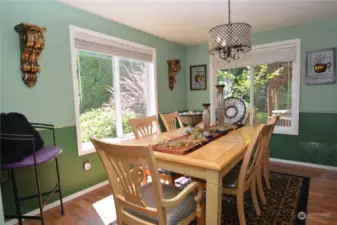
[
  {"xmin": 243, "ymin": 108, "xmax": 255, "ymax": 125},
  {"xmin": 129, "ymin": 116, "xmax": 161, "ymax": 139},
  {"xmin": 160, "ymin": 112, "xmax": 183, "ymax": 132},
  {"xmin": 269, "ymin": 115, "xmax": 280, "ymax": 128},
  {"xmin": 91, "ymin": 138, "xmax": 166, "ymax": 224},
  {"xmin": 266, "ymin": 115, "xmax": 280, "ymax": 147},
  {"xmin": 238, "ymin": 124, "xmax": 273, "ymax": 187}
]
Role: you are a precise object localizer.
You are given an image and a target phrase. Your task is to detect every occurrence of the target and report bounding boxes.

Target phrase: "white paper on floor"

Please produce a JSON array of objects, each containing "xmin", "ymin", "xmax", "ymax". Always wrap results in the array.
[{"xmin": 93, "ymin": 195, "xmax": 117, "ymax": 225}]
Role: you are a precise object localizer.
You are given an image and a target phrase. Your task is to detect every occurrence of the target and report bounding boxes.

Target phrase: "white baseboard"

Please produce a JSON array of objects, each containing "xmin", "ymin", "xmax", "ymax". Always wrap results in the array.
[
  {"xmin": 5, "ymin": 180, "xmax": 109, "ymax": 225},
  {"xmin": 270, "ymin": 158, "xmax": 337, "ymax": 171}
]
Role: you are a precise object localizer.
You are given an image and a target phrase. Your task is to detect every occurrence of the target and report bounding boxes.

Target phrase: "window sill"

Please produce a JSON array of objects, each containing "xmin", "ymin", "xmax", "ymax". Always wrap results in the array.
[
  {"xmin": 78, "ymin": 134, "xmax": 135, "ymax": 156},
  {"xmin": 274, "ymin": 126, "xmax": 298, "ymax": 136}
]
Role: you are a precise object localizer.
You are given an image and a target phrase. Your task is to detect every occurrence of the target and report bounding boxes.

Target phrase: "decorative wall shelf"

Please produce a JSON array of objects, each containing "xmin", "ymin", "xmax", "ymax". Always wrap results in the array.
[
  {"xmin": 14, "ymin": 23, "xmax": 46, "ymax": 87},
  {"xmin": 167, "ymin": 59, "xmax": 181, "ymax": 90}
]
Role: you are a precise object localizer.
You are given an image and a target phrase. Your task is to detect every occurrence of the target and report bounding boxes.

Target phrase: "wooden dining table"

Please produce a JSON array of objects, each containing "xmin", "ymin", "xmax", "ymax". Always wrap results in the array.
[{"xmin": 115, "ymin": 125, "xmax": 259, "ymax": 225}]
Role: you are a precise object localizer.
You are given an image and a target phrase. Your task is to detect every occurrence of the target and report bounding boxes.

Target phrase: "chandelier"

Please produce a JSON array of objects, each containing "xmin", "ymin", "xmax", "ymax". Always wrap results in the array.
[{"xmin": 209, "ymin": 0, "xmax": 252, "ymax": 63}]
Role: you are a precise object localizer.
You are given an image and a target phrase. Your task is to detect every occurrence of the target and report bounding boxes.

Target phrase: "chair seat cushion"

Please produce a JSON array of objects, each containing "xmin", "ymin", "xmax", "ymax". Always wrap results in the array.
[
  {"xmin": 222, "ymin": 166, "xmax": 241, "ymax": 189},
  {"xmin": 125, "ymin": 183, "xmax": 196, "ymax": 225}
]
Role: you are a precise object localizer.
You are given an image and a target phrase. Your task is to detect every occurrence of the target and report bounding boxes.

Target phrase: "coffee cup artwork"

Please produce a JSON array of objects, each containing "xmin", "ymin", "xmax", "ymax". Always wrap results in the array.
[
  {"xmin": 190, "ymin": 65, "xmax": 207, "ymax": 90},
  {"xmin": 313, "ymin": 54, "xmax": 332, "ymax": 73},
  {"xmin": 305, "ymin": 48, "xmax": 336, "ymax": 85},
  {"xmin": 314, "ymin": 62, "xmax": 332, "ymax": 73}
]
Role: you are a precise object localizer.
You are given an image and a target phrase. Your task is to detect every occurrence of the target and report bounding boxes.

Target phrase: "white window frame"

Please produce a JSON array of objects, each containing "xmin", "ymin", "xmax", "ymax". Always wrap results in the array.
[
  {"xmin": 210, "ymin": 39, "xmax": 301, "ymax": 135},
  {"xmin": 69, "ymin": 25, "xmax": 158, "ymax": 156}
]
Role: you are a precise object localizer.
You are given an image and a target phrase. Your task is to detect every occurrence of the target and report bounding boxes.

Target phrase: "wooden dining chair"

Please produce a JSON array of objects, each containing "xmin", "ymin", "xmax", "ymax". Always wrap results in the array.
[
  {"xmin": 222, "ymin": 124, "xmax": 273, "ymax": 225},
  {"xmin": 90, "ymin": 138, "xmax": 204, "ymax": 225},
  {"xmin": 129, "ymin": 116, "xmax": 182, "ymax": 185},
  {"xmin": 262, "ymin": 115, "xmax": 280, "ymax": 190},
  {"xmin": 129, "ymin": 115, "xmax": 161, "ymax": 139},
  {"xmin": 160, "ymin": 111, "xmax": 184, "ymax": 132},
  {"xmin": 242, "ymin": 107, "xmax": 255, "ymax": 125},
  {"xmin": 249, "ymin": 115, "xmax": 280, "ymax": 207}
]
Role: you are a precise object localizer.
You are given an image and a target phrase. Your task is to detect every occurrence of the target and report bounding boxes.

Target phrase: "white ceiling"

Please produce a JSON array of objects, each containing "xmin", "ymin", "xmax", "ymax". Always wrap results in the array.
[{"xmin": 58, "ymin": 0, "xmax": 337, "ymax": 46}]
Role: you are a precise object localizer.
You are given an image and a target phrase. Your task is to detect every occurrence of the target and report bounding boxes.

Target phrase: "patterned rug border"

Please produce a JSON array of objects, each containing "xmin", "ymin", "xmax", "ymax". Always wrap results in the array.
[{"xmin": 271, "ymin": 171, "xmax": 310, "ymax": 225}]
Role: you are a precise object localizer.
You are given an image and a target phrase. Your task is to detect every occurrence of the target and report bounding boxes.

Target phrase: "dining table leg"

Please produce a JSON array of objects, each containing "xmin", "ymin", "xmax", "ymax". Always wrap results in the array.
[{"xmin": 206, "ymin": 181, "xmax": 222, "ymax": 225}]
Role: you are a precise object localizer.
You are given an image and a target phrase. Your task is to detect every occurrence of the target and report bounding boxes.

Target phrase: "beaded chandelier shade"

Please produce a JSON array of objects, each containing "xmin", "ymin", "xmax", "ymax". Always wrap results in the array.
[{"xmin": 209, "ymin": 0, "xmax": 252, "ymax": 63}]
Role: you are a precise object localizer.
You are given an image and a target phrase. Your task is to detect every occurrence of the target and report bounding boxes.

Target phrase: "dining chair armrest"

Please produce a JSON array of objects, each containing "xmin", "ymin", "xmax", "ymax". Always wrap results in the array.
[{"xmin": 162, "ymin": 181, "xmax": 203, "ymax": 208}]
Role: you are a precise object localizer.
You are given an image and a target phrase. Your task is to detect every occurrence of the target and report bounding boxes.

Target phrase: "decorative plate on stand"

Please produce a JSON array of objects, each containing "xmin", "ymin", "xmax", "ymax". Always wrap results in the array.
[{"xmin": 224, "ymin": 97, "xmax": 246, "ymax": 124}]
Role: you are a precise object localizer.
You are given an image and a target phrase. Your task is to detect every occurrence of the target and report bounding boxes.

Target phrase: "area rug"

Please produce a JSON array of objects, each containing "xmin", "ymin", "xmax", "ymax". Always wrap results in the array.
[
  {"xmin": 214, "ymin": 171, "xmax": 310, "ymax": 225},
  {"xmin": 102, "ymin": 171, "xmax": 309, "ymax": 225}
]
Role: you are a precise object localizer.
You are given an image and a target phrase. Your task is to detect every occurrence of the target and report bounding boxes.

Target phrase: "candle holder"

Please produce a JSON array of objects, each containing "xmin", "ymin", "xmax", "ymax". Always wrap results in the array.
[
  {"xmin": 202, "ymin": 103, "xmax": 212, "ymax": 137},
  {"xmin": 216, "ymin": 85, "xmax": 227, "ymax": 133}
]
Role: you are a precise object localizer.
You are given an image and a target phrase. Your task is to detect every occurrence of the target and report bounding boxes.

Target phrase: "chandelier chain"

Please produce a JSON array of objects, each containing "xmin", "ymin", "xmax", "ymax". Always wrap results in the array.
[
  {"xmin": 228, "ymin": 0, "xmax": 231, "ymax": 24},
  {"xmin": 208, "ymin": 0, "xmax": 252, "ymax": 62}
]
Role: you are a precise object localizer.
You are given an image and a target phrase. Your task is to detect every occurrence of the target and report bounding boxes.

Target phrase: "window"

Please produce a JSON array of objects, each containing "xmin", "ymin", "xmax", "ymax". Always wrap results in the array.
[
  {"xmin": 70, "ymin": 26, "xmax": 157, "ymax": 155},
  {"xmin": 210, "ymin": 39, "xmax": 300, "ymax": 135}
]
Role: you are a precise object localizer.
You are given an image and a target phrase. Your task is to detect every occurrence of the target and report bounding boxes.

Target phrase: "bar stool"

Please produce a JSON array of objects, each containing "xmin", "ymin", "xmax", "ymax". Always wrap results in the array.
[{"xmin": 1, "ymin": 123, "xmax": 64, "ymax": 225}]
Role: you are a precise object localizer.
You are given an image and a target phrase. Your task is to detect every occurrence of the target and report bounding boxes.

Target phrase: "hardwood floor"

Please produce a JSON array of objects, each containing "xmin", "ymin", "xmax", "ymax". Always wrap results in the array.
[
  {"xmin": 270, "ymin": 162, "xmax": 337, "ymax": 225},
  {"xmin": 20, "ymin": 162, "xmax": 337, "ymax": 225}
]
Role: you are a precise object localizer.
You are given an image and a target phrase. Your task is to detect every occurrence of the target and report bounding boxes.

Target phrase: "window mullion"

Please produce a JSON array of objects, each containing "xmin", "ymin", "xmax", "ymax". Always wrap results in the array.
[
  {"xmin": 146, "ymin": 62, "xmax": 152, "ymax": 116},
  {"xmin": 77, "ymin": 51, "xmax": 82, "ymax": 103},
  {"xmin": 113, "ymin": 56, "xmax": 123, "ymax": 137}
]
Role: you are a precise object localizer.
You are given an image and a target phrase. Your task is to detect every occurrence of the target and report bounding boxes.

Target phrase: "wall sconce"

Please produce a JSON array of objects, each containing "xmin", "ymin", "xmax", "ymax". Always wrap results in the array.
[
  {"xmin": 167, "ymin": 59, "xmax": 181, "ymax": 90},
  {"xmin": 14, "ymin": 23, "xmax": 46, "ymax": 87}
]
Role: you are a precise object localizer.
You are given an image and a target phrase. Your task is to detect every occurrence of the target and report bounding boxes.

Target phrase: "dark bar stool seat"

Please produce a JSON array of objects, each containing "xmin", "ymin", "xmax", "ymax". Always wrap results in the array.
[
  {"xmin": 1, "ymin": 123, "xmax": 64, "ymax": 225},
  {"xmin": 3, "ymin": 146, "xmax": 62, "ymax": 169}
]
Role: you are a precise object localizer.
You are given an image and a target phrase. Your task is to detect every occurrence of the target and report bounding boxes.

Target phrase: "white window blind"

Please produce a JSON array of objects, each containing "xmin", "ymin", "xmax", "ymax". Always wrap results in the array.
[
  {"xmin": 212, "ymin": 42, "xmax": 297, "ymax": 69},
  {"xmin": 74, "ymin": 30, "xmax": 153, "ymax": 62}
]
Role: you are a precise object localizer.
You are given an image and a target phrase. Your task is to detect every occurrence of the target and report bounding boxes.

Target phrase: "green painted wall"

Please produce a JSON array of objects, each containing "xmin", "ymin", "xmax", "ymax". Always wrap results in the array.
[
  {"xmin": 185, "ymin": 44, "xmax": 210, "ymax": 110},
  {"xmin": 0, "ymin": 5, "xmax": 6, "ymax": 224},
  {"xmin": 0, "ymin": 0, "xmax": 187, "ymax": 217},
  {"xmin": 0, "ymin": 188, "xmax": 4, "ymax": 225},
  {"xmin": 253, "ymin": 18, "xmax": 337, "ymax": 114},
  {"xmin": 271, "ymin": 112, "xmax": 337, "ymax": 167},
  {"xmin": 1, "ymin": 1, "xmax": 187, "ymax": 126},
  {"xmin": 1, "ymin": 126, "xmax": 107, "ymax": 216},
  {"xmin": 184, "ymin": 18, "xmax": 337, "ymax": 167}
]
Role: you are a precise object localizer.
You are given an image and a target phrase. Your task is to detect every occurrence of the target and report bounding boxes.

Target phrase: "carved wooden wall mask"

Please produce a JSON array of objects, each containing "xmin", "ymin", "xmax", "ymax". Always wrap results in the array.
[
  {"xmin": 14, "ymin": 23, "xmax": 46, "ymax": 87},
  {"xmin": 167, "ymin": 59, "xmax": 181, "ymax": 90}
]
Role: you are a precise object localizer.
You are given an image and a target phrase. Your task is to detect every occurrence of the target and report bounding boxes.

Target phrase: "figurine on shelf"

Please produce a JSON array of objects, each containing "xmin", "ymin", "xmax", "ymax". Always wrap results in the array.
[{"xmin": 202, "ymin": 103, "xmax": 212, "ymax": 137}]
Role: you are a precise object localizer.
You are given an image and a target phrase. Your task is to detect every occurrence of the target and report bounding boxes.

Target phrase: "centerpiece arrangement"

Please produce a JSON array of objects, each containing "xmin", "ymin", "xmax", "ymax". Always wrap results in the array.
[
  {"xmin": 152, "ymin": 123, "xmax": 239, "ymax": 155},
  {"xmin": 179, "ymin": 111, "xmax": 203, "ymax": 127},
  {"xmin": 153, "ymin": 85, "xmax": 246, "ymax": 155}
]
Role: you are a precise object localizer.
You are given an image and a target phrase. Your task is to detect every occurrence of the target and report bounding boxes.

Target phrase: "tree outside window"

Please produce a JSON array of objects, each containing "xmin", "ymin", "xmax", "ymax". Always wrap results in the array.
[{"xmin": 217, "ymin": 62, "xmax": 292, "ymax": 125}]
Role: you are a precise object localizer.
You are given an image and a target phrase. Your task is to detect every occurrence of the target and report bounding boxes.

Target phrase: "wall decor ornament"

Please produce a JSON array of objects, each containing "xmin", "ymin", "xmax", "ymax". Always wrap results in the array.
[
  {"xmin": 305, "ymin": 47, "xmax": 336, "ymax": 85},
  {"xmin": 14, "ymin": 23, "xmax": 46, "ymax": 87},
  {"xmin": 190, "ymin": 65, "xmax": 207, "ymax": 90},
  {"xmin": 167, "ymin": 59, "xmax": 181, "ymax": 90}
]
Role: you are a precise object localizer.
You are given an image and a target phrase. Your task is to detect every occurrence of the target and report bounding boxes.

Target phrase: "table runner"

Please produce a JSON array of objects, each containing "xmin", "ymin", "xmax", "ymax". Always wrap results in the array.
[{"xmin": 152, "ymin": 124, "xmax": 244, "ymax": 155}]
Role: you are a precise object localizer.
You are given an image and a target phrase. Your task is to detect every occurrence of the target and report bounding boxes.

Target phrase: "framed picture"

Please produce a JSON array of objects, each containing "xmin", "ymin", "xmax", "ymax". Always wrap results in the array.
[
  {"xmin": 305, "ymin": 47, "xmax": 336, "ymax": 85},
  {"xmin": 190, "ymin": 65, "xmax": 207, "ymax": 90}
]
